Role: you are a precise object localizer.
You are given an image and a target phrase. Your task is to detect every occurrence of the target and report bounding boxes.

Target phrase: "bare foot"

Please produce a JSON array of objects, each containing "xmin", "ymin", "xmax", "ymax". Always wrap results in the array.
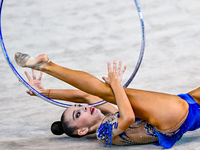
[{"xmin": 15, "ymin": 52, "xmax": 50, "ymax": 70}]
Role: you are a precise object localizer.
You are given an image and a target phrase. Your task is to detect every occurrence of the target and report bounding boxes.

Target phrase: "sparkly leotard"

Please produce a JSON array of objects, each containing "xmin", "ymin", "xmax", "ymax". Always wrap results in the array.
[
  {"xmin": 96, "ymin": 94, "xmax": 200, "ymax": 149},
  {"xmin": 96, "ymin": 112, "xmax": 158, "ymax": 146}
]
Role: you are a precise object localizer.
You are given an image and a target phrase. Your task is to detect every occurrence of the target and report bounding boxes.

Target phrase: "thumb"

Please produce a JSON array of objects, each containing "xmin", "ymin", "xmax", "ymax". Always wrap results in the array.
[
  {"xmin": 102, "ymin": 76, "xmax": 106, "ymax": 81},
  {"xmin": 26, "ymin": 90, "xmax": 33, "ymax": 95},
  {"xmin": 102, "ymin": 76, "xmax": 108, "ymax": 83}
]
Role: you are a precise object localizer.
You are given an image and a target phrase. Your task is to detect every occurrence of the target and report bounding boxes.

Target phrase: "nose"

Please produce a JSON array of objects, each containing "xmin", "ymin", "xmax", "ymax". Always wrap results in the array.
[{"xmin": 81, "ymin": 105, "xmax": 88, "ymax": 112}]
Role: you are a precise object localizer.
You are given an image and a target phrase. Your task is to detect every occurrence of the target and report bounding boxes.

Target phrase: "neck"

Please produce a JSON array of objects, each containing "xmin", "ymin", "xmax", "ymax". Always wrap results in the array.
[{"xmin": 89, "ymin": 114, "xmax": 105, "ymax": 133}]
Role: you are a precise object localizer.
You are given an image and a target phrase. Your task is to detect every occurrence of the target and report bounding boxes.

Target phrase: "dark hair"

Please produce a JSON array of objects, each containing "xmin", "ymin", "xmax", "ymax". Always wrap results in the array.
[{"xmin": 51, "ymin": 113, "xmax": 85, "ymax": 138}]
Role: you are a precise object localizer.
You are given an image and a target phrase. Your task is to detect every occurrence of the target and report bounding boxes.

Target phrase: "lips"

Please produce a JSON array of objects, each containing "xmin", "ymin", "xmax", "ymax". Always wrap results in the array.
[{"xmin": 90, "ymin": 107, "xmax": 95, "ymax": 115}]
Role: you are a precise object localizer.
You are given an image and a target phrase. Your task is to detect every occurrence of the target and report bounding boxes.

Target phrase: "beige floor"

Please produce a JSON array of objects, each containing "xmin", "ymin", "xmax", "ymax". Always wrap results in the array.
[{"xmin": 1, "ymin": 0, "xmax": 200, "ymax": 149}]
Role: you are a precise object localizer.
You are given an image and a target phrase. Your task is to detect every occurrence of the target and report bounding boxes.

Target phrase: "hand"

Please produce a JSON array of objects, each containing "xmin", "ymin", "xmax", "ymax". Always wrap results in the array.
[
  {"xmin": 24, "ymin": 69, "xmax": 45, "ymax": 95},
  {"xmin": 102, "ymin": 60, "xmax": 126, "ymax": 85}
]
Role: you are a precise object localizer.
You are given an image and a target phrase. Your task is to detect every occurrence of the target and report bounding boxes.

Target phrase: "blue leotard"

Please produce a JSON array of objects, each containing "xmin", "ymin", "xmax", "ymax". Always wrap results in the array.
[
  {"xmin": 154, "ymin": 93, "xmax": 200, "ymax": 149},
  {"xmin": 96, "ymin": 93, "xmax": 200, "ymax": 149}
]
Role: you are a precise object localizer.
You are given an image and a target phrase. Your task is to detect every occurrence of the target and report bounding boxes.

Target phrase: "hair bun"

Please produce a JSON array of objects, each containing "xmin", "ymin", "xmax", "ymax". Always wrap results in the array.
[{"xmin": 51, "ymin": 121, "xmax": 64, "ymax": 135}]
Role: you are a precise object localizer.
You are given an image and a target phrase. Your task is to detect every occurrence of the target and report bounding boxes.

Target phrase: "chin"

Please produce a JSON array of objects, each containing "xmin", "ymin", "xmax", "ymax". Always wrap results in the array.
[{"xmin": 93, "ymin": 108, "xmax": 101, "ymax": 116}]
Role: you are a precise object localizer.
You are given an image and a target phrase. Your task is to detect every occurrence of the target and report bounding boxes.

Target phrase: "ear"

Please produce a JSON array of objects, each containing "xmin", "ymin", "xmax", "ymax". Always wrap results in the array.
[{"xmin": 77, "ymin": 127, "xmax": 89, "ymax": 136}]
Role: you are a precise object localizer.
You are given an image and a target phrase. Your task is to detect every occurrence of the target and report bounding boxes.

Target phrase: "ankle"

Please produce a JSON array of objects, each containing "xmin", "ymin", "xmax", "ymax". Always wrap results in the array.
[
  {"xmin": 39, "ymin": 61, "xmax": 51, "ymax": 71},
  {"xmin": 36, "ymin": 54, "xmax": 50, "ymax": 71}
]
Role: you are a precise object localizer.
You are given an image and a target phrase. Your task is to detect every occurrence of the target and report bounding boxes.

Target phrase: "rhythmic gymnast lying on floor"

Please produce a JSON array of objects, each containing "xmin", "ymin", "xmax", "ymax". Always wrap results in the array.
[{"xmin": 15, "ymin": 52, "xmax": 200, "ymax": 149}]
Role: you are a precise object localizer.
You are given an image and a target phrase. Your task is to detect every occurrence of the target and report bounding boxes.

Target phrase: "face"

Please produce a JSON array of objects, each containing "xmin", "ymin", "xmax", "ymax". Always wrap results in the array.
[{"xmin": 63, "ymin": 105, "xmax": 103, "ymax": 129}]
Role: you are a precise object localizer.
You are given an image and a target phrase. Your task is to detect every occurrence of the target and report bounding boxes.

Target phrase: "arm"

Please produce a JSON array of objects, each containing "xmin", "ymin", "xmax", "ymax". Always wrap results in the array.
[
  {"xmin": 42, "ymin": 88, "xmax": 118, "ymax": 115},
  {"xmin": 103, "ymin": 61, "xmax": 135, "ymax": 132},
  {"xmin": 24, "ymin": 69, "xmax": 118, "ymax": 115}
]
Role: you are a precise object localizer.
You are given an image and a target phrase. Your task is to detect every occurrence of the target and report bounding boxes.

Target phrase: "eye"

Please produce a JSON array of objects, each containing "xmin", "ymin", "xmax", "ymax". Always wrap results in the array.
[
  {"xmin": 76, "ymin": 112, "xmax": 81, "ymax": 118},
  {"xmin": 74, "ymin": 104, "xmax": 82, "ymax": 107}
]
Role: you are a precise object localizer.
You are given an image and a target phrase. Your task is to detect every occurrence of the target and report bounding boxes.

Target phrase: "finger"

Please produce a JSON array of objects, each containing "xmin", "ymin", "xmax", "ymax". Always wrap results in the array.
[
  {"xmin": 113, "ymin": 60, "xmax": 116, "ymax": 72},
  {"xmin": 26, "ymin": 90, "xmax": 33, "ymax": 95},
  {"xmin": 117, "ymin": 61, "xmax": 122, "ymax": 73},
  {"xmin": 102, "ymin": 76, "xmax": 105, "ymax": 80},
  {"xmin": 121, "ymin": 65, "xmax": 127, "ymax": 74},
  {"xmin": 25, "ymin": 71, "xmax": 31, "ymax": 81},
  {"xmin": 107, "ymin": 62, "xmax": 111, "ymax": 73},
  {"xmin": 102, "ymin": 76, "xmax": 106, "ymax": 81},
  {"xmin": 26, "ymin": 91, "xmax": 30, "ymax": 95},
  {"xmin": 32, "ymin": 69, "xmax": 36, "ymax": 79},
  {"xmin": 38, "ymin": 71, "xmax": 43, "ymax": 81},
  {"xmin": 102, "ymin": 76, "xmax": 108, "ymax": 83}
]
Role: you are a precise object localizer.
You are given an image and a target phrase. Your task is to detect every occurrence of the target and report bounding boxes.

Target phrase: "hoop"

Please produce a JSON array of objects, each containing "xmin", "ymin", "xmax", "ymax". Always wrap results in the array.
[{"xmin": 0, "ymin": 0, "xmax": 145, "ymax": 108}]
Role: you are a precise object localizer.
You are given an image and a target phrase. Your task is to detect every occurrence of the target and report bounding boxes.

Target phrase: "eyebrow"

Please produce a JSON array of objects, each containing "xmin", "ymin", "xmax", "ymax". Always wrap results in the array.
[{"xmin": 72, "ymin": 110, "xmax": 75, "ymax": 120}]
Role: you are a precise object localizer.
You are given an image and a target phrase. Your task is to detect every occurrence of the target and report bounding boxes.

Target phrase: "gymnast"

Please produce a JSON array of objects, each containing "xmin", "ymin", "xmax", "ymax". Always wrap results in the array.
[
  {"xmin": 23, "ymin": 69, "xmax": 158, "ymax": 146},
  {"xmin": 15, "ymin": 52, "xmax": 200, "ymax": 149}
]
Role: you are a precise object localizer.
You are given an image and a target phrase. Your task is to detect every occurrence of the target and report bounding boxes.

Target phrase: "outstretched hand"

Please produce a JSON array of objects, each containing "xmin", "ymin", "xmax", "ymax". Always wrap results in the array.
[
  {"xmin": 24, "ymin": 69, "xmax": 45, "ymax": 96},
  {"xmin": 102, "ymin": 60, "xmax": 126, "ymax": 85}
]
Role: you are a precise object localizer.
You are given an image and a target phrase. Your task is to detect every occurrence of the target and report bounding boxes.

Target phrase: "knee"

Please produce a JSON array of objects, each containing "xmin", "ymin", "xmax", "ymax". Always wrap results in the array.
[{"xmin": 188, "ymin": 87, "xmax": 200, "ymax": 103}]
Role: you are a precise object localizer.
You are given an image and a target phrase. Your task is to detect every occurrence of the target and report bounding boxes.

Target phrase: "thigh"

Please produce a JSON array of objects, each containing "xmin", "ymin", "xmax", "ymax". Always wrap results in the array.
[
  {"xmin": 188, "ymin": 87, "xmax": 200, "ymax": 105},
  {"xmin": 124, "ymin": 88, "xmax": 189, "ymax": 130}
]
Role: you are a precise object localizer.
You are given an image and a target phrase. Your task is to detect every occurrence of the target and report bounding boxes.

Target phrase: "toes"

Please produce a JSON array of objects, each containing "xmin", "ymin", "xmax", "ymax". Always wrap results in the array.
[{"xmin": 15, "ymin": 52, "xmax": 30, "ymax": 67}]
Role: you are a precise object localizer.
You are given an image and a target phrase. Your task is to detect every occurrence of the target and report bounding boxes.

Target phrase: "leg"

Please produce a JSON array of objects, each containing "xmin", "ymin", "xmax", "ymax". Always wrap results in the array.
[
  {"xmin": 47, "ymin": 61, "xmax": 188, "ymax": 130},
  {"xmin": 15, "ymin": 52, "xmax": 116, "ymax": 103},
  {"xmin": 44, "ymin": 61, "xmax": 115, "ymax": 101},
  {"xmin": 188, "ymin": 87, "xmax": 200, "ymax": 105},
  {"xmin": 15, "ymin": 52, "xmax": 189, "ymax": 130}
]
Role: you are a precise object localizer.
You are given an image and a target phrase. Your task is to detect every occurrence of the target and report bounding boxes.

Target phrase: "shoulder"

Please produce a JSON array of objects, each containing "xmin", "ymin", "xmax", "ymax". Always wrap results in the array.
[{"xmin": 96, "ymin": 112, "xmax": 123, "ymax": 146}]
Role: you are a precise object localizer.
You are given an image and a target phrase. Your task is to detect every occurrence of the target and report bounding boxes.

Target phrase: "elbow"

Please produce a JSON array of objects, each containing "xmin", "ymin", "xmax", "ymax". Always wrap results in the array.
[
  {"xmin": 128, "ymin": 116, "xmax": 135, "ymax": 124},
  {"xmin": 119, "ymin": 116, "xmax": 135, "ymax": 130},
  {"xmin": 123, "ymin": 116, "xmax": 135, "ymax": 125}
]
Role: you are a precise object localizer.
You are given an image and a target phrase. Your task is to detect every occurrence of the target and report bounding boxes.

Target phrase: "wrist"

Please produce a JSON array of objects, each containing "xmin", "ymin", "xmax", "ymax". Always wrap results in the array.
[
  {"xmin": 40, "ymin": 89, "xmax": 47, "ymax": 94},
  {"xmin": 110, "ymin": 79, "xmax": 121, "ymax": 87},
  {"xmin": 47, "ymin": 89, "xmax": 51, "ymax": 98},
  {"xmin": 40, "ymin": 89, "xmax": 51, "ymax": 98}
]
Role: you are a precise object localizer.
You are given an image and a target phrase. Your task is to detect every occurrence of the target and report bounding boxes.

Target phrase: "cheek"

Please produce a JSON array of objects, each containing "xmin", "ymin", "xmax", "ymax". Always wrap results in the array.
[{"xmin": 78, "ymin": 117, "xmax": 88, "ymax": 124}]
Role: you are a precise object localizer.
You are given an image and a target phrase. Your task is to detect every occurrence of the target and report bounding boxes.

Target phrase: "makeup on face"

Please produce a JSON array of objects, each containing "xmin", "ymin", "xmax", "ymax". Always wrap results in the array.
[
  {"xmin": 90, "ymin": 107, "xmax": 95, "ymax": 115},
  {"xmin": 72, "ymin": 105, "xmax": 95, "ymax": 121}
]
